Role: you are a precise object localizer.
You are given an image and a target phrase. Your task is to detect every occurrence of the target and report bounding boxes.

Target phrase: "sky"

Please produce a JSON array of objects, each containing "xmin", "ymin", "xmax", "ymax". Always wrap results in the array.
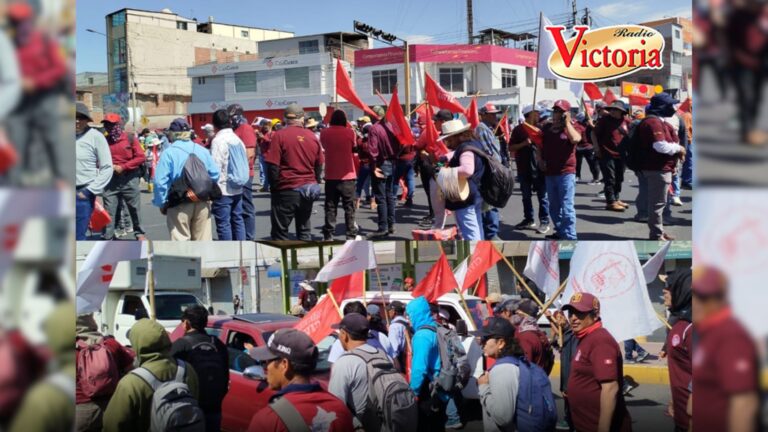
[{"xmin": 76, "ymin": 0, "xmax": 692, "ymax": 73}]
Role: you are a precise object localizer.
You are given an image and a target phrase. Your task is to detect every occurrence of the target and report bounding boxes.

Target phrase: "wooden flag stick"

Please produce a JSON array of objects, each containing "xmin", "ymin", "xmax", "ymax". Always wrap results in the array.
[
  {"xmin": 374, "ymin": 267, "xmax": 391, "ymax": 327},
  {"xmin": 656, "ymin": 311, "xmax": 673, "ymax": 330},
  {"xmin": 536, "ymin": 279, "xmax": 569, "ymax": 320},
  {"xmin": 408, "ymin": 101, "xmax": 427, "ymax": 117},
  {"xmin": 326, "ymin": 289, "xmax": 343, "ymax": 318},
  {"xmin": 375, "ymin": 89, "xmax": 389, "ymax": 107},
  {"xmin": 492, "ymin": 243, "xmax": 547, "ymax": 311},
  {"xmin": 471, "ymin": 277, "xmax": 482, "ymax": 297}
]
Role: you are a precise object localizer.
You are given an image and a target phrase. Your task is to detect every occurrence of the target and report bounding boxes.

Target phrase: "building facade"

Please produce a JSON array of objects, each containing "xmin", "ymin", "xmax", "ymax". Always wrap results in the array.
[{"xmin": 635, "ymin": 17, "xmax": 692, "ymax": 97}]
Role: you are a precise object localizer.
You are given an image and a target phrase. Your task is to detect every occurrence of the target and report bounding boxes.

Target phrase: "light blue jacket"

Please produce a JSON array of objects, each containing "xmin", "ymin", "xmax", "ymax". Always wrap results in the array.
[
  {"xmin": 152, "ymin": 139, "xmax": 220, "ymax": 207},
  {"xmin": 406, "ymin": 296, "xmax": 441, "ymax": 395}
]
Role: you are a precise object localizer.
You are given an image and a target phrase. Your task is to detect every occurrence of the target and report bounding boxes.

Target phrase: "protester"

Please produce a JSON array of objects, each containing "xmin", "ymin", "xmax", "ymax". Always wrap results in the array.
[
  {"xmin": 170, "ymin": 305, "xmax": 229, "ymax": 432},
  {"xmin": 693, "ymin": 265, "xmax": 760, "ymax": 432},
  {"xmin": 255, "ymin": 120, "xmax": 273, "ymax": 192},
  {"xmin": 75, "ymin": 314, "xmax": 135, "ymax": 432},
  {"xmin": 593, "ymin": 101, "xmax": 630, "ymax": 212},
  {"xmin": 387, "ymin": 301, "xmax": 411, "ymax": 372},
  {"xmin": 414, "ymin": 109, "xmax": 452, "ymax": 227},
  {"xmin": 247, "ymin": 329, "xmax": 355, "ymax": 431},
  {"xmin": 297, "ymin": 281, "xmax": 318, "ymax": 312},
  {"xmin": 228, "ymin": 104, "xmax": 258, "ymax": 240},
  {"xmin": 367, "ymin": 106, "xmax": 399, "ymax": 238},
  {"xmin": 538, "ymin": 100, "xmax": 581, "ymax": 240},
  {"xmin": 475, "ymin": 103, "xmax": 504, "ymax": 239},
  {"xmin": 573, "ymin": 113, "xmax": 600, "ymax": 185},
  {"xmin": 152, "ymin": 118, "xmax": 220, "ymax": 241},
  {"xmin": 354, "ymin": 115, "xmax": 375, "ymax": 211},
  {"xmin": 210, "ymin": 109, "xmax": 248, "ymax": 240},
  {"xmin": 406, "ymin": 296, "xmax": 447, "ymax": 430},
  {"xmin": 264, "ymin": 103, "xmax": 324, "ymax": 241},
  {"xmin": 328, "ymin": 301, "xmax": 394, "ymax": 363},
  {"xmin": 662, "ymin": 268, "xmax": 692, "ymax": 432},
  {"xmin": 393, "ymin": 124, "xmax": 417, "ymax": 209},
  {"xmin": 562, "ymin": 292, "xmax": 631, "ymax": 432},
  {"xmin": 320, "ymin": 109, "xmax": 358, "ymax": 240},
  {"xmin": 471, "ymin": 317, "xmax": 521, "ymax": 432},
  {"xmin": 233, "ymin": 294, "xmax": 241, "ymax": 315},
  {"xmin": 101, "ymin": 113, "xmax": 147, "ymax": 240},
  {"xmin": 508, "ymin": 299, "xmax": 554, "ymax": 375},
  {"xmin": 75, "ymin": 102, "xmax": 113, "ymax": 240},
  {"xmin": 103, "ymin": 318, "xmax": 201, "ymax": 432},
  {"xmin": 549, "ymin": 309, "xmax": 579, "ymax": 431},
  {"xmin": 436, "ymin": 308, "xmax": 463, "ymax": 429},
  {"xmin": 201, "ymin": 124, "xmax": 215, "ymax": 149}
]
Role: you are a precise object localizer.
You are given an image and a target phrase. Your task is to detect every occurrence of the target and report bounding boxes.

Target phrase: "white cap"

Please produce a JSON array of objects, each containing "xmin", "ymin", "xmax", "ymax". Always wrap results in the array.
[
  {"xmin": 522, "ymin": 104, "xmax": 540, "ymax": 116},
  {"xmin": 202, "ymin": 123, "xmax": 214, "ymax": 131},
  {"xmin": 298, "ymin": 281, "xmax": 315, "ymax": 291}
]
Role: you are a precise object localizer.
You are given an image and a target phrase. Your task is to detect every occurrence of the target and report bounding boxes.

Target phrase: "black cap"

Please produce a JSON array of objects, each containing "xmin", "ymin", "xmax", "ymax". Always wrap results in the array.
[
  {"xmin": 516, "ymin": 299, "xmax": 539, "ymax": 317},
  {"xmin": 331, "ymin": 313, "xmax": 369, "ymax": 339},
  {"xmin": 249, "ymin": 328, "xmax": 318, "ymax": 369},
  {"xmin": 387, "ymin": 301, "xmax": 406, "ymax": 314},
  {"xmin": 470, "ymin": 317, "xmax": 515, "ymax": 339},
  {"xmin": 227, "ymin": 103, "xmax": 244, "ymax": 117},
  {"xmin": 168, "ymin": 118, "xmax": 191, "ymax": 132},
  {"xmin": 433, "ymin": 109, "xmax": 453, "ymax": 121}
]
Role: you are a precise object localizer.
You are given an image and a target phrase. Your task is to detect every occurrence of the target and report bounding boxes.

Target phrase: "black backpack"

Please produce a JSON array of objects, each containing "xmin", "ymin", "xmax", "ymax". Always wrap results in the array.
[
  {"xmin": 126, "ymin": 132, "xmax": 147, "ymax": 178},
  {"xmin": 302, "ymin": 291, "xmax": 318, "ymax": 311},
  {"xmin": 167, "ymin": 147, "xmax": 222, "ymax": 208},
  {"xmin": 620, "ymin": 116, "xmax": 655, "ymax": 172},
  {"xmin": 183, "ymin": 336, "xmax": 229, "ymax": 411},
  {"xmin": 462, "ymin": 146, "xmax": 516, "ymax": 208}
]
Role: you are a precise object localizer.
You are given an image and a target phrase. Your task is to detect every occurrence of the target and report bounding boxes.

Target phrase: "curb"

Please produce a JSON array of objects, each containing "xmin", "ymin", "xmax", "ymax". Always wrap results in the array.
[{"xmin": 550, "ymin": 361, "xmax": 670, "ymax": 385}]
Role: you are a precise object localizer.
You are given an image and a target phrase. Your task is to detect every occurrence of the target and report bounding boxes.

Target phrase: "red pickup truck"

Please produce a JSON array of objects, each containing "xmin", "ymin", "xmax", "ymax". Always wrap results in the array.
[{"xmin": 171, "ymin": 313, "xmax": 334, "ymax": 432}]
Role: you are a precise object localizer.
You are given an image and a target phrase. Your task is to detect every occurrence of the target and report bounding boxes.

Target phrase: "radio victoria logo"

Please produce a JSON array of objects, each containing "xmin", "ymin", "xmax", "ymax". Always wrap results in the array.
[{"xmin": 544, "ymin": 24, "xmax": 664, "ymax": 82}]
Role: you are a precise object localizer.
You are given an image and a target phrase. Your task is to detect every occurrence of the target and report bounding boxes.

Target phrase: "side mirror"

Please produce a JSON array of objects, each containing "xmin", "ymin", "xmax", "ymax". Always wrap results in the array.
[
  {"xmin": 243, "ymin": 365, "xmax": 266, "ymax": 381},
  {"xmin": 455, "ymin": 319, "xmax": 468, "ymax": 337}
]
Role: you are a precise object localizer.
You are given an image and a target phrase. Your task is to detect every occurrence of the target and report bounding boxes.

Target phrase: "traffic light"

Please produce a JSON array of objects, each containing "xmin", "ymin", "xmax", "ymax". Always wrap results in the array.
[
  {"xmin": 354, "ymin": 21, "xmax": 374, "ymax": 34},
  {"xmin": 381, "ymin": 33, "xmax": 397, "ymax": 43}
]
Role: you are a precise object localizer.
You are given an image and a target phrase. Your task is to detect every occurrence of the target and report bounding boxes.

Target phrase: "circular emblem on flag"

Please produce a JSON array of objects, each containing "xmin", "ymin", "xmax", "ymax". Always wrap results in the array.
[
  {"xmin": 671, "ymin": 334, "xmax": 681, "ymax": 347},
  {"xmin": 581, "ymin": 252, "xmax": 637, "ymax": 300}
]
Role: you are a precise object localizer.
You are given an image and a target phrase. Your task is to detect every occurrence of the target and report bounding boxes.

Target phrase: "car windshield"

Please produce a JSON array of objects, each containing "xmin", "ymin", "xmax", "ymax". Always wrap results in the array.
[
  {"xmin": 155, "ymin": 294, "xmax": 202, "ymax": 320},
  {"xmin": 463, "ymin": 299, "xmax": 489, "ymax": 330}
]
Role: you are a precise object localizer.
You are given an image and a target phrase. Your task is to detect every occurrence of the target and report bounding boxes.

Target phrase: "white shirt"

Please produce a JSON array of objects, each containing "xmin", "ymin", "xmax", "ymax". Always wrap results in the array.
[{"xmin": 210, "ymin": 128, "xmax": 247, "ymax": 196}]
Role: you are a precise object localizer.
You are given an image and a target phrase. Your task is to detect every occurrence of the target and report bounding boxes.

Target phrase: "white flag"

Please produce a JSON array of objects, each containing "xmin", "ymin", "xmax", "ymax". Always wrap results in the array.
[
  {"xmin": 642, "ymin": 241, "xmax": 671, "ymax": 283},
  {"xmin": 563, "ymin": 241, "xmax": 662, "ymax": 342},
  {"xmin": 77, "ymin": 242, "xmax": 147, "ymax": 314},
  {"xmin": 314, "ymin": 240, "xmax": 377, "ymax": 282},
  {"xmin": 524, "ymin": 241, "xmax": 560, "ymax": 297},
  {"xmin": 453, "ymin": 257, "xmax": 468, "ymax": 288},
  {"xmin": 537, "ymin": 15, "xmax": 559, "ymax": 81}
]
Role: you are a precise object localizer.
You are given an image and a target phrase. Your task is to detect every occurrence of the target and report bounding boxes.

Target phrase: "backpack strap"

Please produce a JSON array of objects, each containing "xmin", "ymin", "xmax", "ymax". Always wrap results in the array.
[
  {"xmin": 47, "ymin": 372, "xmax": 75, "ymax": 402},
  {"xmin": 131, "ymin": 367, "xmax": 162, "ymax": 392},
  {"xmin": 270, "ymin": 396, "xmax": 311, "ymax": 432}
]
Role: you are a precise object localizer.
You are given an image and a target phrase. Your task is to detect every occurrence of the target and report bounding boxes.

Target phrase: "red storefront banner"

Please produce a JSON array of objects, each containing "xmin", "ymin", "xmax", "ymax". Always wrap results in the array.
[{"xmin": 355, "ymin": 44, "xmax": 537, "ymax": 68}]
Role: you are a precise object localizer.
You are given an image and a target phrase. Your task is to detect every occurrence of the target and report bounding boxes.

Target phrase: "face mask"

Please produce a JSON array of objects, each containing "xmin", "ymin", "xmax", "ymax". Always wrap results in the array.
[
  {"xmin": 12, "ymin": 20, "xmax": 34, "ymax": 45},
  {"xmin": 105, "ymin": 123, "xmax": 123, "ymax": 144}
]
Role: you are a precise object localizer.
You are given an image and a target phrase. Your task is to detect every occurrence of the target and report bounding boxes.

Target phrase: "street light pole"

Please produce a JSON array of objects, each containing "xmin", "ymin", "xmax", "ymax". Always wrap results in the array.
[{"xmin": 403, "ymin": 41, "xmax": 411, "ymax": 115}]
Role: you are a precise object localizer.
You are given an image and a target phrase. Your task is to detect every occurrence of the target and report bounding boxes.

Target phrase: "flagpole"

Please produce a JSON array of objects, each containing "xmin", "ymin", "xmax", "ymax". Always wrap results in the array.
[
  {"xmin": 326, "ymin": 290, "xmax": 343, "ymax": 318},
  {"xmin": 375, "ymin": 89, "xmax": 389, "ymax": 108},
  {"xmin": 374, "ymin": 267, "xmax": 391, "ymax": 327},
  {"xmin": 656, "ymin": 311, "xmax": 673, "ymax": 330},
  {"xmin": 470, "ymin": 277, "xmax": 482, "ymax": 297},
  {"xmin": 408, "ymin": 101, "xmax": 426, "ymax": 117},
  {"xmin": 439, "ymin": 242, "xmax": 475, "ymax": 327},
  {"xmin": 492, "ymin": 243, "xmax": 547, "ymax": 310},
  {"xmin": 532, "ymin": 11, "xmax": 543, "ymax": 108},
  {"xmin": 535, "ymin": 278, "xmax": 568, "ymax": 321},
  {"xmin": 147, "ymin": 240, "xmax": 156, "ymax": 321}
]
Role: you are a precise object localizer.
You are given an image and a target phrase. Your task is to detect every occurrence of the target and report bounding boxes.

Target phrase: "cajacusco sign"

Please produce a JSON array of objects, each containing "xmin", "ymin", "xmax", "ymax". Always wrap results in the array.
[{"xmin": 545, "ymin": 25, "xmax": 665, "ymax": 82}]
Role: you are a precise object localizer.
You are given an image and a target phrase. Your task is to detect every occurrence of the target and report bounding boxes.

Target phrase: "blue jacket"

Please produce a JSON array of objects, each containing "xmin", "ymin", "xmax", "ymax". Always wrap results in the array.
[
  {"xmin": 406, "ymin": 296, "xmax": 441, "ymax": 395},
  {"xmin": 152, "ymin": 139, "xmax": 220, "ymax": 207}
]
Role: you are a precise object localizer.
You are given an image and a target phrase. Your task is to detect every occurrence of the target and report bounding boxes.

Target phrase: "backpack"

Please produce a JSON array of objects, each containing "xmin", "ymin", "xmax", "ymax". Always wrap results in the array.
[
  {"xmin": 346, "ymin": 348, "xmax": 418, "ymax": 432},
  {"xmin": 182, "ymin": 336, "xmax": 229, "ymax": 411},
  {"xmin": 462, "ymin": 147, "xmax": 516, "ymax": 208},
  {"xmin": 520, "ymin": 329, "xmax": 556, "ymax": 376},
  {"xmin": 76, "ymin": 338, "xmax": 120, "ymax": 399},
  {"xmin": 167, "ymin": 147, "xmax": 222, "ymax": 207},
  {"xmin": 418, "ymin": 325, "xmax": 470, "ymax": 392},
  {"xmin": 131, "ymin": 360, "xmax": 206, "ymax": 432},
  {"xmin": 226, "ymin": 142, "xmax": 250, "ymax": 188},
  {"xmin": 493, "ymin": 356, "xmax": 557, "ymax": 432},
  {"xmin": 302, "ymin": 291, "xmax": 318, "ymax": 311},
  {"xmin": 620, "ymin": 115, "xmax": 655, "ymax": 172}
]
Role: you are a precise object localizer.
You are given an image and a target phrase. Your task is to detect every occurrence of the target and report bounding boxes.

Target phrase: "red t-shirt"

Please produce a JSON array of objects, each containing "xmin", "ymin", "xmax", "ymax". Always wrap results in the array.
[
  {"xmin": 635, "ymin": 117, "xmax": 679, "ymax": 172},
  {"xmin": 248, "ymin": 386, "xmax": 355, "ymax": 432},
  {"xmin": 666, "ymin": 319, "xmax": 693, "ymax": 430},
  {"xmin": 75, "ymin": 337, "xmax": 136, "ymax": 404},
  {"xmin": 593, "ymin": 116, "xmax": 628, "ymax": 158},
  {"xmin": 567, "ymin": 326, "xmax": 631, "ymax": 432},
  {"xmin": 541, "ymin": 123, "xmax": 577, "ymax": 176},
  {"xmin": 109, "ymin": 134, "xmax": 146, "ymax": 172},
  {"xmin": 234, "ymin": 123, "xmax": 258, "ymax": 177},
  {"xmin": 258, "ymin": 131, "xmax": 273, "ymax": 155},
  {"xmin": 573, "ymin": 122, "xmax": 593, "ymax": 150},
  {"xmin": 694, "ymin": 309, "xmax": 760, "ymax": 432},
  {"xmin": 510, "ymin": 124, "xmax": 537, "ymax": 177},
  {"xmin": 264, "ymin": 126, "xmax": 324, "ymax": 191},
  {"xmin": 320, "ymin": 126, "xmax": 357, "ymax": 181}
]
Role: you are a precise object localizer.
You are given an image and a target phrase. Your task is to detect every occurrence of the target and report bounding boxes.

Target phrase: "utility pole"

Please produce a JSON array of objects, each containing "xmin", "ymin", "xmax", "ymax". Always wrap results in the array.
[
  {"xmin": 404, "ymin": 41, "xmax": 411, "ymax": 116},
  {"xmin": 571, "ymin": 0, "xmax": 578, "ymax": 28},
  {"xmin": 466, "ymin": 0, "xmax": 474, "ymax": 44}
]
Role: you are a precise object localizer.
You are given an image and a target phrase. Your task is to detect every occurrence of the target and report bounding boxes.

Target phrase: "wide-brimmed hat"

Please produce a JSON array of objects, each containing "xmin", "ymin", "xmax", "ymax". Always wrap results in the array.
[
  {"xmin": 76, "ymin": 102, "xmax": 93, "ymax": 122},
  {"xmin": 305, "ymin": 118, "xmax": 319, "ymax": 129},
  {"xmin": 437, "ymin": 119, "xmax": 471, "ymax": 142},
  {"xmin": 298, "ymin": 281, "xmax": 315, "ymax": 292},
  {"xmin": 437, "ymin": 167, "xmax": 470, "ymax": 202}
]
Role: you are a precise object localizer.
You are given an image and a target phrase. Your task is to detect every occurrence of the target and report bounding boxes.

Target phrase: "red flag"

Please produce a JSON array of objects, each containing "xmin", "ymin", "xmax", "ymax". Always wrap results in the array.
[
  {"xmin": 584, "ymin": 101, "xmax": 595, "ymax": 119},
  {"xmin": 294, "ymin": 296, "xmax": 342, "ymax": 343},
  {"xmin": 603, "ymin": 88, "xmax": 618, "ymax": 105},
  {"xmin": 628, "ymin": 95, "xmax": 649, "ymax": 107},
  {"xmin": 411, "ymin": 252, "xmax": 458, "ymax": 303},
  {"xmin": 465, "ymin": 97, "xmax": 479, "ymax": 129},
  {"xmin": 384, "ymin": 86, "xmax": 416, "ymax": 145},
  {"xmin": 462, "ymin": 241, "xmax": 503, "ymax": 292},
  {"xmin": 499, "ymin": 113, "xmax": 510, "ymax": 144},
  {"xmin": 473, "ymin": 275, "xmax": 488, "ymax": 298},
  {"xmin": 322, "ymin": 106, "xmax": 335, "ymax": 125},
  {"xmin": 522, "ymin": 122, "xmax": 543, "ymax": 146},
  {"xmin": 336, "ymin": 59, "xmax": 380, "ymax": 120},
  {"xmin": 678, "ymin": 97, "xmax": 692, "ymax": 113},
  {"xmin": 583, "ymin": 83, "xmax": 603, "ymax": 101},
  {"xmin": 328, "ymin": 271, "xmax": 365, "ymax": 302},
  {"xmin": 424, "ymin": 72, "xmax": 465, "ymax": 113},
  {"xmin": 422, "ymin": 104, "xmax": 448, "ymax": 157}
]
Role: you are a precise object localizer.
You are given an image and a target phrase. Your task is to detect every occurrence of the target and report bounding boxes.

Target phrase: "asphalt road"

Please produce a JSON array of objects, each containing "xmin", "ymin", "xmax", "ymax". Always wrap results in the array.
[{"xmin": 109, "ymin": 171, "xmax": 691, "ymax": 241}]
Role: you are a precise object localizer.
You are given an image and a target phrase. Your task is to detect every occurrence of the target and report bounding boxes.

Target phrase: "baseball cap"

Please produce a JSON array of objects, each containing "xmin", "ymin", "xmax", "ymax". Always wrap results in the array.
[
  {"xmin": 331, "ymin": 313, "xmax": 370, "ymax": 339},
  {"xmin": 227, "ymin": 103, "xmax": 244, "ymax": 117},
  {"xmin": 249, "ymin": 328, "xmax": 319, "ymax": 370},
  {"xmin": 438, "ymin": 308, "xmax": 451, "ymax": 321},
  {"xmin": 470, "ymin": 317, "xmax": 515, "ymax": 339},
  {"xmin": 433, "ymin": 109, "xmax": 453, "ymax": 122},
  {"xmin": 202, "ymin": 124, "xmax": 214, "ymax": 131},
  {"xmin": 367, "ymin": 304, "xmax": 381, "ymax": 316},
  {"xmin": 102, "ymin": 113, "xmax": 122, "ymax": 124},
  {"xmin": 493, "ymin": 298, "xmax": 519, "ymax": 315},
  {"xmin": 7, "ymin": 2, "xmax": 34, "ymax": 21},
  {"xmin": 562, "ymin": 292, "xmax": 600, "ymax": 313},
  {"xmin": 168, "ymin": 118, "xmax": 191, "ymax": 132},
  {"xmin": 479, "ymin": 103, "xmax": 501, "ymax": 114},
  {"xmin": 692, "ymin": 265, "xmax": 728, "ymax": 297},
  {"xmin": 516, "ymin": 298, "xmax": 539, "ymax": 317},
  {"xmin": 485, "ymin": 292, "xmax": 502, "ymax": 305},
  {"xmin": 298, "ymin": 281, "xmax": 314, "ymax": 292},
  {"xmin": 387, "ymin": 301, "xmax": 406, "ymax": 314},
  {"xmin": 372, "ymin": 106, "xmax": 386, "ymax": 118},
  {"xmin": 553, "ymin": 100, "xmax": 572, "ymax": 112},
  {"xmin": 606, "ymin": 100, "xmax": 628, "ymax": 113},
  {"xmin": 284, "ymin": 103, "xmax": 305, "ymax": 119},
  {"xmin": 650, "ymin": 92, "xmax": 679, "ymax": 108},
  {"xmin": 521, "ymin": 104, "xmax": 540, "ymax": 116},
  {"xmin": 76, "ymin": 102, "xmax": 93, "ymax": 122}
]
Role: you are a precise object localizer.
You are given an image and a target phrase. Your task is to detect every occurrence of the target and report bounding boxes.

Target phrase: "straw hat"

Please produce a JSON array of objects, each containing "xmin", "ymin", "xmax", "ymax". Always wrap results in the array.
[
  {"xmin": 437, "ymin": 167, "xmax": 470, "ymax": 202},
  {"xmin": 437, "ymin": 119, "xmax": 471, "ymax": 142},
  {"xmin": 305, "ymin": 118, "xmax": 319, "ymax": 129}
]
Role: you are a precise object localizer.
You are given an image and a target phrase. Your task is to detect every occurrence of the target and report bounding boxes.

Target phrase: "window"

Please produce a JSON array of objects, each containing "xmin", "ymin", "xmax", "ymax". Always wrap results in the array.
[
  {"xmin": 674, "ymin": 29, "xmax": 681, "ymax": 39},
  {"xmin": 88, "ymin": 77, "xmax": 94, "ymax": 85},
  {"xmin": 110, "ymin": 11, "xmax": 126, "ymax": 27},
  {"xmin": 501, "ymin": 68, "xmax": 517, "ymax": 88},
  {"xmin": 112, "ymin": 38, "xmax": 126, "ymax": 65},
  {"xmin": 187, "ymin": 269, "xmax": 196, "ymax": 277},
  {"xmin": 235, "ymin": 71, "xmax": 258, "ymax": 93},
  {"xmin": 121, "ymin": 295, "xmax": 142, "ymax": 315},
  {"xmin": 544, "ymin": 78, "xmax": 557, "ymax": 89},
  {"xmin": 671, "ymin": 52, "xmax": 682, "ymax": 65},
  {"xmin": 176, "ymin": 21, "xmax": 188, "ymax": 30},
  {"xmin": 112, "ymin": 68, "xmax": 127, "ymax": 93},
  {"xmin": 439, "ymin": 67, "xmax": 464, "ymax": 92},
  {"xmin": 299, "ymin": 40, "xmax": 319, "ymax": 54},
  {"xmin": 241, "ymin": 30, "xmax": 249, "ymax": 38},
  {"xmin": 526, "ymin": 67, "xmax": 534, "ymax": 87},
  {"xmin": 154, "ymin": 294, "xmax": 201, "ymax": 320},
  {"xmin": 371, "ymin": 69, "xmax": 397, "ymax": 94},
  {"xmin": 285, "ymin": 67, "xmax": 310, "ymax": 89},
  {"xmin": 197, "ymin": 77, "xmax": 206, "ymax": 85}
]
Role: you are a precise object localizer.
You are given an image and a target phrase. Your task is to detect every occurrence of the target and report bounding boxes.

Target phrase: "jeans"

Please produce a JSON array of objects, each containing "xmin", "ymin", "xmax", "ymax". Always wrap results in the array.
[
  {"xmin": 212, "ymin": 194, "xmax": 245, "ymax": 240},
  {"xmin": 455, "ymin": 198, "xmax": 484, "ymax": 240},
  {"xmin": 642, "ymin": 171, "xmax": 672, "ymax": 239},
  {"xmin": 624, "ymin": 339, "xmax": 647, "ymax": 360},
  {"xmin": 355, "ymin": 163, "xmax": 373, "ymax": 200},
  {"xmin": 75, "ymin": 189, "xmax": 95, "ymax": 240},
  {"xmin": 576, "ymin": 148, "xmax": 600, "ymax": 181},
  {"xmin": 372, "ymin": 160, "xmax": 396, "ymax": 232},
  {"xmin": 731, "ymin": 65, "xmax": 764, "ymax": 140},
  {"xmin": 482, "ymin": 207, "xmax": 499, "ymax": 240},
  {"xmin": 241, "ymin": 176, "xmax": 255, "ymax": 240},
  {"xmin": 102, "ymin": 172, "xmax": 144, "ymax": 239},
  {"xmin": 323, "ymin": 179, "xmax": 357, "ymax": 239},
  {"xmin": 5, "ymin": 92, "xmax": 63, "ymax": 185},
  {"xmin": 545, "ymin": 174, "xmax": 577, "ymax": 240},
  {"xmin": 258, "ymin": 154, "xmax": 269, "ymax": 190},
  {"xmin": 599, "ymin": 157, "xmax": 625, "ymax": 203},
  {"xmin": 418, "ymin": 158, "xmax": 435, "ymax": 218},
  {"xmin": 519, "ymin": 174, "xmax": 550, "ymax": 224},
  {"xmin": 682, "ymin": 141, "xmax": 693, "ymax": 186},
  {"xmin": 270, "ymin": 189, "xmax": 314, "ymax": 240},
  {"xmin": 445, "ymin": 391, "xmax": 462, "ymax": 426},
  {"xmin": 394, "ymin": 158, "xmax": 416, "ymax": 201}
]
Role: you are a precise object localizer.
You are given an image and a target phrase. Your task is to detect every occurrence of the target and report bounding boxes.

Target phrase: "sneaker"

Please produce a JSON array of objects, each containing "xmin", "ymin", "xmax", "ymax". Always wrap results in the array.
[
  {"xmin": 537, "ymin": 224, "xmax": 551, "ymax": 235},
  {"xmin": 606, "ymin": 202, "xmax": 626, "ymax": 212},
  {"xmin": 663, "ymin": 217, "xmax": 685, "ymax": 226},
  {"xmin": 596, "ymin": 192, "xmax": 605, "ymax": 198},
  {"xmin": 623, "ymin": 375, "xmax": 640, "ymax": 395},
  {"xmin": 403, "ymin": 199, "xmax": 414, "ymax": 208},
  {"xmin": 616, "ymin": 200, "xmax": 630, "ymax": 208},
  {"xmin": 445, "ymin": 422, "xmax": 463, "ymax": 429},
  {"xmin": 367, "ymin": 230, "xmax": 389, "ymax": 239},
  {"xmin": 588, "ymin": 179, "xmax": 602, "ymax": 185},
  {"xmin": 671, "ymin": 197, "xmax": 683, "ymax": 206},
  {"xmin": 635, "ymin": 351, "xmax": 650, "ymax": 363},
  {"xmin": 514, "ymin": 219, "xmax": 536, "ymax": 230},
  {"xmin": 555, "ymin": 420, "xmax": 571, "ymax": 431},
  {"xmin": 545, "ymin": 233, "xmax": 562, "ymax": 240},
  {"xmin": 388, "ymin": 226, "xmax": 396, "ymax": 235},
  {"xmin": 419, "ymin": 216, "xmax": 434, "ymax": 227}
]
